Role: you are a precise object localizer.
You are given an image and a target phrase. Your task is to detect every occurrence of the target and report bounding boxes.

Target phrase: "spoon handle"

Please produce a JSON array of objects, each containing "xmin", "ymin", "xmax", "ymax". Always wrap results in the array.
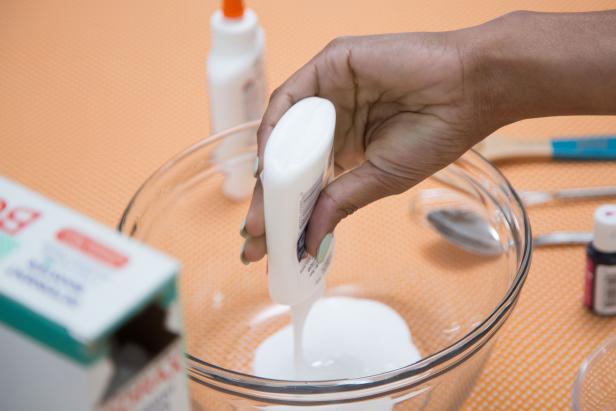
[
  {"xmin": 534, "ymin": 231, "xmax": 592, "ymax": 247},
  {"xmin": 520, "ymin": 186, "xmax": 616, "ymax": 206},
  {"xmin": 551, "ymin": 186, "xmax": 616, "ymax": 201}
]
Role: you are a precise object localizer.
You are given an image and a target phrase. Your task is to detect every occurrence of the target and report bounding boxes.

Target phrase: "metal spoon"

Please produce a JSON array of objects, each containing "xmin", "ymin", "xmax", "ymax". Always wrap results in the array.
[
  {"xmin": 426, "ymin": 208, "xmax": 504, "ymax": 256},
  {"xmin": 414, "ymin": 184, "xmax": 613, "ymax": 256},
  {"xmin": 426, "ymin": 208, "xmax": 592, "ymax": 256}
]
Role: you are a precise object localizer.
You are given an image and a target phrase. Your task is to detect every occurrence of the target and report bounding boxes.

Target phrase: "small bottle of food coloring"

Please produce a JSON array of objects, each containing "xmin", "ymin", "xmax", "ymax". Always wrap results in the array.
[{"xmin": 585, "ymin": 204, "xmax": 616, "ymax": 315}]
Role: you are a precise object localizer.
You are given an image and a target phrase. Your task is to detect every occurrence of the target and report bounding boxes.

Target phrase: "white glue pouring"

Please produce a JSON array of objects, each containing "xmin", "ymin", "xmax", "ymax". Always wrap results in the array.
[
  {"xmin": 258, "ymin": 98, "xmax": 421, "ymax": 406},
  {"xmin": 253, "ymin": 296, "xmax": 421, "ymax": 380},
  {"xmin": 252, "ymin": 297, "xmax": 422, "ymax": 411},
  {"xmin": 261, "ymin": 97, "xmax": 336, "ymax": 376}
]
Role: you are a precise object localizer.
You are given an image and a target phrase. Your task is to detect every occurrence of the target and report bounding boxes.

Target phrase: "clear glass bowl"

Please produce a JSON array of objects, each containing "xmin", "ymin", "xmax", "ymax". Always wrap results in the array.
[
  {"xmin": 119, "ymin": 120, "xmax": 531, "ymax": 410},
  {"xmin": 572, "ymin": 335, "xmax": 616, "ymax": 411}
]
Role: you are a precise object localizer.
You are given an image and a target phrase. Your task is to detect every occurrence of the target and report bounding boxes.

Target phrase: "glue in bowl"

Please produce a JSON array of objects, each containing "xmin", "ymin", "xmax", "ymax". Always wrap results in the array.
[{"xmin": 119, "ymin": 120, "xmax": 531, "ymax": 410}]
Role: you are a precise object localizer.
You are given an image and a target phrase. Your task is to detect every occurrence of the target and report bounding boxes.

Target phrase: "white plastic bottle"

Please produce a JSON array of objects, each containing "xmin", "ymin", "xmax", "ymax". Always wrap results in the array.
[
  {"xmin": 262, "ymin": 97, "xmax": 336, "ymax": 306},
  {"xmin": 207, "ymin": 0, "xmax": 266, "ymax": 200}
]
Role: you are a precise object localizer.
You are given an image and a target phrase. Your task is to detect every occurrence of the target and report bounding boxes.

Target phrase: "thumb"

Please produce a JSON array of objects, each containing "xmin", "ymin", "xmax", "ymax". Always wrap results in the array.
[{"xmin": 304, "ymin": 160, "xmax": 413, "ymax": 257}]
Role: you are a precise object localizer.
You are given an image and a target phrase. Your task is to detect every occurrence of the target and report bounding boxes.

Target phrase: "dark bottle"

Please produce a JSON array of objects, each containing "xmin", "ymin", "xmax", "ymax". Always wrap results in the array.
[{"xmin": 585, "ymin": 204, "xmax": 616, "ymax": 315}]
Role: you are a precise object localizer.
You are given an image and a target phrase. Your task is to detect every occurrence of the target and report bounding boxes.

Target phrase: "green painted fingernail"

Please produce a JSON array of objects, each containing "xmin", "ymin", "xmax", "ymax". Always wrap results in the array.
[
  {"xmin": 240, "ymin": 242, "xmax": 250, "ymax": 266},
  {"xmin": 252, "ymin": 156, "xmax": 260, "ymax": 178},
  {"xmin": 316, "ymin": 233, "xmax": 333, "ymax": 264},
  {"xmin": 240, "ymin": 218, "xmax": 249, "ymax": 238}
]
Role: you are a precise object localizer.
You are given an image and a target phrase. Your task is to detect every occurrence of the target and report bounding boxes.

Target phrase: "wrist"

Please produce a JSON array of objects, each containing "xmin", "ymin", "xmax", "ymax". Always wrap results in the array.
[
  {"xmin": 457, "ymin": 11, "xmax": 540, "ymax": 132},
  {"xmin": 458, "ymin": 10, "xmax": 616, "ymax": 131}
]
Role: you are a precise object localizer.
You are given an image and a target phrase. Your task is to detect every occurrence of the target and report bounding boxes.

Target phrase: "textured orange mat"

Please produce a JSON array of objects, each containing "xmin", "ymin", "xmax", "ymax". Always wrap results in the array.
[{"xmin": 2, "ymin": 1, "xmax": 616, "ymax": 409}]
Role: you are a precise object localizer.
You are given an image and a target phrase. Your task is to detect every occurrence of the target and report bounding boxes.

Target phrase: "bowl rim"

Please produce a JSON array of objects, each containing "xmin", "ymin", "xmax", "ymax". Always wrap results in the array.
[
  {"xmin": 571, "ymin": 334, "xmax": 616, "ymax": 410},
  {"xmin": 118, "ymin": 120, "xmax": 533, "ymax": 404}
]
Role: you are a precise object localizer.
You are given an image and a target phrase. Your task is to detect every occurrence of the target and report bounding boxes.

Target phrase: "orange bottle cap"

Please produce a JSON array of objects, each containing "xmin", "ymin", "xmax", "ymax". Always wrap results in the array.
[{"xmin": 222, "ymin": 0, "xmax": 244, "ymax": 19}]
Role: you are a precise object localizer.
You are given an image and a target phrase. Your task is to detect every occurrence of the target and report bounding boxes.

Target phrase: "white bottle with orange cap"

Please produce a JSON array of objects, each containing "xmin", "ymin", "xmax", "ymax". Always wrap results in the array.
[{"xmin": 208, "ymin": 0, "xmax": 266, "ymax": 200}]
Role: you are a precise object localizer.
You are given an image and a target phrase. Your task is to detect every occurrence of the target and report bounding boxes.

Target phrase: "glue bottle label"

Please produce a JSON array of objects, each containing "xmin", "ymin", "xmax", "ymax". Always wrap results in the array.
[
  {"xmin": 295, "ymin": 154, "xmax": 334, "ymax": 287},
  {"xmin": 296, "ymin": 171, "xmax": 325, "ymax": 261}
]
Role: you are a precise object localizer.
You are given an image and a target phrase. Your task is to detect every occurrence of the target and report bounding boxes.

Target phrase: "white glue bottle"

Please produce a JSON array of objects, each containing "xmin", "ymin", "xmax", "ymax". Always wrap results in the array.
[
  {"xmin": 262, "ymin": 97, "xmax": 336, "ymax": 307},
  {"xmin": 207, "ymin": 0, "xmax": 266, "ymax": 200}
]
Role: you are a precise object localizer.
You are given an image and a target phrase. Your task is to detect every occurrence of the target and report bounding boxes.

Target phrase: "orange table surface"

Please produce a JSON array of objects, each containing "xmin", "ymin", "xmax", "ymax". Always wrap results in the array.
[{"xmin": 2, "ymin": 1, "xmax": 616, "ymax": 409}]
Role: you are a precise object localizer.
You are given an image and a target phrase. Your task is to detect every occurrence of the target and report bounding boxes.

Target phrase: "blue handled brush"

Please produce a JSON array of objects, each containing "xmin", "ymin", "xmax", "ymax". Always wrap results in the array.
[{"xmin": 474, "ymin": 134, "xmax": 616, "ymax": 161}]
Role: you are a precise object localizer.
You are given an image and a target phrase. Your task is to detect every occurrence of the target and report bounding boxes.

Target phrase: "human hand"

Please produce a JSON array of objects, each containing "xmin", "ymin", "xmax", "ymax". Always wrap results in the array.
[
  {"xmin": 240, "ymin": 10, "xmax": 616, "ymax": 264},
  {"xmin": 240, "ymin": 31, "xmax": 486, "ymax": 263}
]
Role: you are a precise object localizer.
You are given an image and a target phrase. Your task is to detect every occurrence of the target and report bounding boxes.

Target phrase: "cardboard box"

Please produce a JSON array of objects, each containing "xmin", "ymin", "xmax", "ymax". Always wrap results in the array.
[{"xmin": 0, "ymin": 177, "xmax": 189, "ymax": 411}]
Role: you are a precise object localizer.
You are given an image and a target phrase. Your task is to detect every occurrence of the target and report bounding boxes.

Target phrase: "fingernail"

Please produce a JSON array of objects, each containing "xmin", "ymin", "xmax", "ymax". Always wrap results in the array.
[
  {"xmin": 240, "ymin": 217, "xmax": 249, "ymax": 238},
  {"xmin": 316, "ymin": 233, "xmax": 333, "ymax": 264},
  {"xmin": 240, "ymin": 242, "xmax": 250, "ymax": 266},
  {"xmin": 252, "ymin": 156, "xmax": 260, "ymax": 178}
]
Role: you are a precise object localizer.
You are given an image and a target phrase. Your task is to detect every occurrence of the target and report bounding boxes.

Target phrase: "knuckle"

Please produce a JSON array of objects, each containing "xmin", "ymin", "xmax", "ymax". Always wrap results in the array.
[
  {"xmin": 502, "ymin": 10, "xmax": 531, "ymax": 22},
  {"xmin": 321, "ymin": 189, "xmax": 356, "ymax": 221},
  {"xmin": 268, "ymin": 86, "xmax": 281, "ymax": 102},
  {"xmin": 269, "ymin": 85, "xmax": 294, "ymax": 106},
  {"xmin": 365, "ymin": 164, "xmax": 412, "ymax": 196},
  {"xmin": 244, "ymin": 238, "xmax": 265, "ymax": 261},
  {"xmin": 326, "ymin": 36, "xmax": 348, "ymax": 50},
  {"xmin": 256, "ymin": 121, "xmax": 268, "ymax": 139},
  {"xmin": 256, "ymin": 116, "xmax": 272, "ymax": 139}
]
